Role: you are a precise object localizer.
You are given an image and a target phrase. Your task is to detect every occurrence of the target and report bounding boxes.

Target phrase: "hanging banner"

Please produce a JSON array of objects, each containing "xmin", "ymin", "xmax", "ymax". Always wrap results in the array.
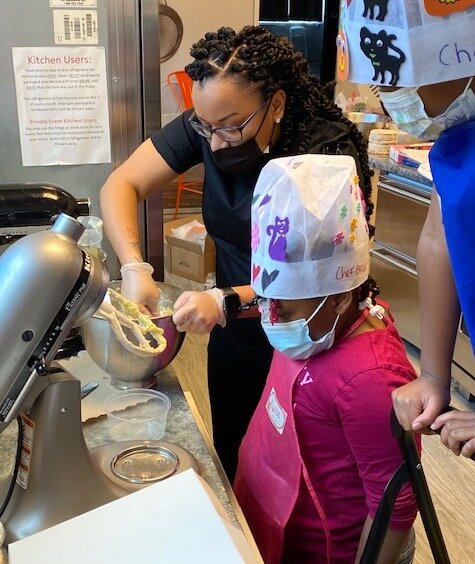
[{"xmin": 12, "ymin": 46, "xmax": 111, "ymax": 166}]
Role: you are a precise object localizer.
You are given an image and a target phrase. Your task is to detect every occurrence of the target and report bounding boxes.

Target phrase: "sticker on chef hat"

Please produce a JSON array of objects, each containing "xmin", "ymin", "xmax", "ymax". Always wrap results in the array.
[
  {"xmin": 425, "ymin": 0, "xmax": 475, "ymax": 17},
  {"xmin": 343, "ymin": 0, "xmax": 475, "ymax": 87}
]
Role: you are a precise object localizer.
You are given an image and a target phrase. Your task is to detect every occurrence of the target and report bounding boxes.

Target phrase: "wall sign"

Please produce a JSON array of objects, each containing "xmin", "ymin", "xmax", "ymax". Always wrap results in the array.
[{"xmin": 12, "ymin": 46, "xmax": 111, "ymax": 166}]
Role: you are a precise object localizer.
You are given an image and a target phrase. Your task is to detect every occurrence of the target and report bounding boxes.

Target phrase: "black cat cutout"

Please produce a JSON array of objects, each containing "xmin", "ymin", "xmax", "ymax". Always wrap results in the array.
[
  {"xmin": 362, "ymin": 0, "xmax": 388, "ymax": 21},
  {"xmin": 360, "ymin": 27, "xmax": 406, "ymax": 86}
]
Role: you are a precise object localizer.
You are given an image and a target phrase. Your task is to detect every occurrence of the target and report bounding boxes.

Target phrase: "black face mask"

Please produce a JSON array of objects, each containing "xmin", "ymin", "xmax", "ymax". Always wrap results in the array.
[{"xmin": 210, "ymin": 137, "xmax": 271, "ymax": 175}]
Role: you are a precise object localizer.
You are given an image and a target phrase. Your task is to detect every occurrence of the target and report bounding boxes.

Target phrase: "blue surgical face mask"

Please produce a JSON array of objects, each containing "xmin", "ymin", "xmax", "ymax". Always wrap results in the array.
[
  {"xmin": 260, "ymin": 296, "xmax": 340, "ymax": 360},
  {"xmin": 379, "ymin": 78, "xmax": 475, "ymax": 141}
]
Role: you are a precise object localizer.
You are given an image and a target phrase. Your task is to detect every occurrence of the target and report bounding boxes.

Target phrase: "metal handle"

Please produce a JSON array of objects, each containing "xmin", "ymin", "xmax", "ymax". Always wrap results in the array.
[
  {"xmin": 378, "ymin": 180, "xmax": 430, "ymax": 205},
  {"xmin": 361, "ymin": 410, "xmax": 452, "ymax": 564},
  {"xmin": 370, "ymin": 247, "xmax": 418, "ymax": 278}
]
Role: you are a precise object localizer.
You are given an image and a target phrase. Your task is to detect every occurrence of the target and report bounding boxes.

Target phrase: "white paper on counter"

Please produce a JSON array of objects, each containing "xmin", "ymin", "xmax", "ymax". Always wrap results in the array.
[
  {"xmin": 8, "ymin": 469, "xmax": 261, "ymax": 564},
  {"xmin": 56, "ymin": 352, "xmax": 121, "ymax": 422},
  {"xmin": 418, "ymin": 161, "xmax": 433, "ymax": 182}
]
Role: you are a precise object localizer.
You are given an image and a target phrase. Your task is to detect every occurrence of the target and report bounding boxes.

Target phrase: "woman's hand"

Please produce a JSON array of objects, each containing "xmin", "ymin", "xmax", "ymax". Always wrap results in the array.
[
  {"xmin": 172, "ymin": 289, "xmax": 225, "ymax": 334},
  {"xmin": 120, "ymin": 263, "xmax": 160, "ymax": 316},
  {"xmin": 391, "ymin": 374, "xmax": 451, "ymax": 431},
  {"xmin": 431, "ymin": 410, "xmax": 475, "ymax": 458}
]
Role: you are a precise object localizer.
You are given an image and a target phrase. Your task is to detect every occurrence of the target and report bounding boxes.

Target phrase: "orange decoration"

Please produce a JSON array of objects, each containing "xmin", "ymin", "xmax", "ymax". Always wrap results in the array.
[
  {"xmin": 424, "ymin": 0, "xmax": 475, "ymax": 17},
  {"xmin": 336, "ymin": 29, "xmax": 349, "ymax": 82}
]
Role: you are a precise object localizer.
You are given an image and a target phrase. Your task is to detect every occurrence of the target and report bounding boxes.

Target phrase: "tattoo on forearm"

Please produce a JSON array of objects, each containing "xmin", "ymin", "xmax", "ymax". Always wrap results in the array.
[{"xmin": 125, "ymin": 227, "xmax": 143, "ymax": 261}]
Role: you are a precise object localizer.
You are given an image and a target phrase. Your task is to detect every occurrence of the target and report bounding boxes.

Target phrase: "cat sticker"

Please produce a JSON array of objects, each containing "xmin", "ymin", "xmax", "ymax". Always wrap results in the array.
[
  {"xmin": 362, "ymin": 0, "xmax": 389, "ymax": 21},
  {"xmin": 359, "ymin": 27, "xmax": 406, "ymax": 86},
  {"xmin": 266, "ymin": 216, "xmax": 289, "ymax": 261}
]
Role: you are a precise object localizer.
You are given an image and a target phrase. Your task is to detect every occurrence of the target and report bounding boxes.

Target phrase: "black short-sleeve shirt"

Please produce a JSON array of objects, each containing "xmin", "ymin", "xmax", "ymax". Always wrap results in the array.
[{"xmin": 151, "ymin": 110, "xmax": 363, "ymax": 288}]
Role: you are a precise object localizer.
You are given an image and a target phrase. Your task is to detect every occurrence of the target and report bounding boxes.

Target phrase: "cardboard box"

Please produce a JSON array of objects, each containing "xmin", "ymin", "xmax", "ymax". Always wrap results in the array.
[
  {"xmin": 388, "ymin": 142, "xmax": 433, "ymax": 168},
  {"xmin": 163, "ymin": 214, "xmax": 216, "ymax": 283},
  {"xmin": 164, "ymin": 269, "xmax": 212, "ymax": 292}
]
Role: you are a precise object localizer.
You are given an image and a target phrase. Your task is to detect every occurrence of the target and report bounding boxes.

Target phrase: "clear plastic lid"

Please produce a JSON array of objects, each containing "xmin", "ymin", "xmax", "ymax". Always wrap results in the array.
[{"xmin": 111, "ymin": 445, "xmax": 179, "ymax": 483}]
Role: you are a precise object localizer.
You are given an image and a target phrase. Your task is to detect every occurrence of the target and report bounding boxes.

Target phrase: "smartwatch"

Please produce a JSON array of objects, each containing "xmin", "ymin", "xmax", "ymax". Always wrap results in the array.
[{"xmin": 221, "ymin": 287, "xmax": 242, "ymax": 320}]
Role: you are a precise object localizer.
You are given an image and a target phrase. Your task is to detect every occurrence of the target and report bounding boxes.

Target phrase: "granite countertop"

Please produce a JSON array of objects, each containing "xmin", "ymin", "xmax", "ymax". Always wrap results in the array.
[
  {"xmin": 83, "ymin": 363, "xmax": 238, "ymax": 525},
  {"xmin": 0, "ymin": 357, "xmax": 257, "ymax": 561},
  {"xmin": 369, "ymin": 155, "xmax": 433, "ymax": 187}
]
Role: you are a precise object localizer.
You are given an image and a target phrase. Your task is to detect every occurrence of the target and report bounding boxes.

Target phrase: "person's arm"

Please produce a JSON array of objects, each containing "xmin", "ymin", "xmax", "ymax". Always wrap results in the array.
[
  {"xmin": 355, "ymin": 517, "xmax": 410, "ymax": 564},
  {"xmin": 100, "ymin": 138, "xmax": 178, "ymax": 313},
  {"xmin": 100, "ymin": 138, "xmax": 177, "ymax": 265},
  {"xmin": 431, "ymin": 409, "xmax": 475, "ymax": 458},
  {"xmin": 392, "ymin": 189, "xmax": 460, "ymax": 430}
]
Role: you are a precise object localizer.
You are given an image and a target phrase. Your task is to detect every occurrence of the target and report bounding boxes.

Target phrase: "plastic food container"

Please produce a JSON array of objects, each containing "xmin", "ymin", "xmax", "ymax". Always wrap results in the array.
[{"xmin": 104, "ymin": 389, "xmax": 171, "ymax": 442}]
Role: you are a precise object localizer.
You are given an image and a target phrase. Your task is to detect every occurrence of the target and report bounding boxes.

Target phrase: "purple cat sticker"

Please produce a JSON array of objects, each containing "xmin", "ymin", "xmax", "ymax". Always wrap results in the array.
[{"xmin": 266, "ymin": 216, "xmax": 289, "ymax": 261}]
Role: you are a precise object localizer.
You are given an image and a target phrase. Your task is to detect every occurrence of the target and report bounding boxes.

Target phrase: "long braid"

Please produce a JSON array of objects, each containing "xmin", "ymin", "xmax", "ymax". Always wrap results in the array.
[{"xmin": 186, "ymin": 25, "xmax": 374, "ymax": 226}]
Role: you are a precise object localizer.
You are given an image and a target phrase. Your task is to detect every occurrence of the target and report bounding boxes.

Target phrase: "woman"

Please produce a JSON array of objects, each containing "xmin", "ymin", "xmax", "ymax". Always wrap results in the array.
[{"xmin": 100, "ymin": 25, "xmax": 373, "ymax": 479}]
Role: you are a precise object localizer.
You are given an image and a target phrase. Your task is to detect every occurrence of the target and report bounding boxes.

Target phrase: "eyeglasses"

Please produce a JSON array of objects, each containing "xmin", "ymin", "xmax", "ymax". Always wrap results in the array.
[{"xmin": 188, "ymin": 96, "xmax": 272, "ymax": 142}]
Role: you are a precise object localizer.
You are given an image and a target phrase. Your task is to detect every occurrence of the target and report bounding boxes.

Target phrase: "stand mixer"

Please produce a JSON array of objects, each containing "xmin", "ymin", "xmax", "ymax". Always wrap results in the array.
[
  {"xmin": 0, "ymin": 183, "xmax": 91, "ymax": 360},
  {"xmin": 0, "ymin": 212, "xmax": 199, "ymax": 548},
  {"xmin": 0, "ymin": 213, "xmax": 128, "ymax": 544}
]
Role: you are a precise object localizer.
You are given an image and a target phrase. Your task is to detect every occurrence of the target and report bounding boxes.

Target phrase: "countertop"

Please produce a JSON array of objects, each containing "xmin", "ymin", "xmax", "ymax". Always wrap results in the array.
[
  {"xmin": 0, "ymin": 356, "xmax": 260, "ymax": 562},
  {"xmin": 369, "ymin": 155, "xmax": 433, "ymax": 187}
]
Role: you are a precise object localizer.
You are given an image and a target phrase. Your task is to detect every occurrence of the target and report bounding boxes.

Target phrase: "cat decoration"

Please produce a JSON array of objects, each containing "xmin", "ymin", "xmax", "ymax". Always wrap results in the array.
[
  {"xmin": 266, "ymin": 216, "xmax": 289, "ymax": 262},
  {"xmin": 362, "ymin": 0, "xmax": 389, "ymax": 21},
  {"xmin": 359, "ymin": 27, "xmax": 406, "ymax": 86}
]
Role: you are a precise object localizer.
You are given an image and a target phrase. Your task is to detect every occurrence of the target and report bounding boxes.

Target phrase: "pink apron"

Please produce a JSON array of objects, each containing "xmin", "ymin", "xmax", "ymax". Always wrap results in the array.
[{"xmin": 233, "ymin": 351, "xmax": 331, "ymax": 563}]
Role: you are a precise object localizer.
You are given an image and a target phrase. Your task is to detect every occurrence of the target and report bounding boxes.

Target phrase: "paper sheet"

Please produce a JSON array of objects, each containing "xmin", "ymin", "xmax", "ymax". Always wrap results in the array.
[
  {"xmin": 57, "ymin": 352, "xmax": 122, "ymax": 422},
  {"xmin": 8, "ymin": 469, "xmax": 261, "ymax": 563},
  {"xmin": 171, "ymin": 219, "xmax": 207, "ymax": 252}
]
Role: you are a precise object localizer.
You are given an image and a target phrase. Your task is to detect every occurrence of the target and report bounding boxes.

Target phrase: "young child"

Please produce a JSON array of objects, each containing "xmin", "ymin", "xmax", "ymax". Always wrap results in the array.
[{"xmin": 234, "ymin": 154, "xmax": 420, "ymax": 563}]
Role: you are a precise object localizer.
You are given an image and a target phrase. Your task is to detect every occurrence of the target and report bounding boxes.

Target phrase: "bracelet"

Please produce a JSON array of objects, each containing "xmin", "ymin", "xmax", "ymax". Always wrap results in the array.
[{"xmin": 240, "ymin": 295, "xmax": 259, "ymax": 311}]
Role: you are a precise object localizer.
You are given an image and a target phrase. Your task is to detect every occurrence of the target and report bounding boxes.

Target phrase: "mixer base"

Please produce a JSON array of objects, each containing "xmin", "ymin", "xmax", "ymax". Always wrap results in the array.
[{"xmin": 90, "ymin": 440, "xmax": 200, "ymax": 492}]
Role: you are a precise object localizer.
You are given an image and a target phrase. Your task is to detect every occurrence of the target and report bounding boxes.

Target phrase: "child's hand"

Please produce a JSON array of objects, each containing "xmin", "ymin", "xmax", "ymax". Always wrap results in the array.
[{"xmin": 431, "ymin": 410, "xmax": 475, "ymax": 459}]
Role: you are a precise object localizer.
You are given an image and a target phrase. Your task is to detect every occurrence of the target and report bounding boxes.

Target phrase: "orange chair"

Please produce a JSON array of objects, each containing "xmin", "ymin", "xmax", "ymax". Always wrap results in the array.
[{"xmin": 167, "ymin": 71, "xmax": 203, "ymax": 219}]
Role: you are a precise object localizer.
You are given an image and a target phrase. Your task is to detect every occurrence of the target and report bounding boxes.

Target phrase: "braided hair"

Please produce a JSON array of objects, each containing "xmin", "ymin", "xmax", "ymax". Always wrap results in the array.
[
  {"xmin": 185, "ymin": 25, "xmax": 374, "ymax": 226},
  {"xmin": 358, "ymin": 276, "xmax": 381, "ymax": 305}
]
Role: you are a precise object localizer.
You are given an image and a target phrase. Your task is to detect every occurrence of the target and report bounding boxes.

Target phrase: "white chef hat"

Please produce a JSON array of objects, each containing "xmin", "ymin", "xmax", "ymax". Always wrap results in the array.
[
  {"xmin": 251, "ymin": 154, "xmax": 369, "ymax": 299},
  {"xmin": 339, "ymin": 0, "xmax": 474, "ymax": 87}
]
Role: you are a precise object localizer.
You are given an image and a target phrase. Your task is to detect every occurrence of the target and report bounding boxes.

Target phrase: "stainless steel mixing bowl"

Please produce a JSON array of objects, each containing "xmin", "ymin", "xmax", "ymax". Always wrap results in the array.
[
  {"xmin": 81, "ymin": 281, "xmax": 185, "ymax": 389},
  {"xmin": 346, "ymin": 112, "xmax": 388, "ymax": 141}
]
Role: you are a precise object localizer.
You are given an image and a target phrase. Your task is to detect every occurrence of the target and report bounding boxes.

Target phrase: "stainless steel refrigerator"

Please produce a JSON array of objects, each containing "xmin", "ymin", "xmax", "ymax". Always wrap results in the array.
[{"xmin": 0, "ymin": 0, "xmax": 164, "ymax": 279}]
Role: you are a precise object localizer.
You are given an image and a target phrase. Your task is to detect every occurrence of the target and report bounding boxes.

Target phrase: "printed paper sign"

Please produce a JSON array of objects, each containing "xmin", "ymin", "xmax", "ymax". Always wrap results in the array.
[
  {"xmin": 50, "ymin": 1, "xmax": 97, "ymax": 6},
  {"xmin": 53, "ymin": 10, "xmax": 99, "ymax": 44},
  {"xmin": 12, "ymin": 46, "xmax": 111, "ymax": 166}
]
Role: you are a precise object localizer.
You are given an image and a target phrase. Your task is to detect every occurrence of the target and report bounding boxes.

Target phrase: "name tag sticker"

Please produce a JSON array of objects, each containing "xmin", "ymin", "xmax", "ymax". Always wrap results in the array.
[{"xmin": 266, "ymin": 387, "xmax": 287, "ymax": 435}]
